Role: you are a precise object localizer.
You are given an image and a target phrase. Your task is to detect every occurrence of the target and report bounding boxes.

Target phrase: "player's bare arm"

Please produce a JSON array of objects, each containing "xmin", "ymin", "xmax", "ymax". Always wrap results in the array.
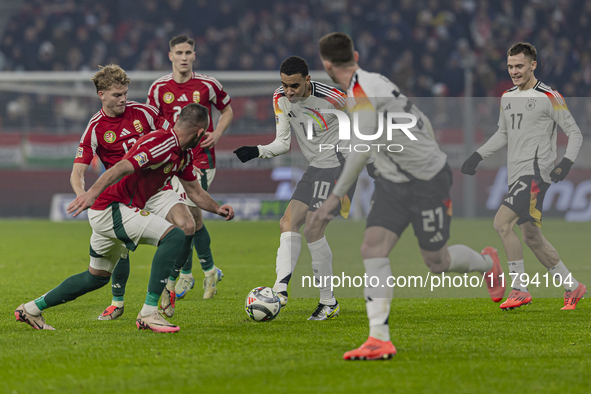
[
  {"xmin": 67, "ymin": 160, "xmax": 135, "ymax": 217},
  {"xmin": 179, "ymin": 177, "xmax": 234, "ymax": 220},
  {"xmin": 201, "ymin": 105, "xmax": 233, "ymax": 149},
  {"xmin": 70, "ymin": 163, "xmax": 90, "ymax": 196}
]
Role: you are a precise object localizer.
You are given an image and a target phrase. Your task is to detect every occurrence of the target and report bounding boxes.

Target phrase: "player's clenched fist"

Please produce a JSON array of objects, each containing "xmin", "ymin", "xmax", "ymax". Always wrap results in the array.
[
  {"xmin": 233, "ymin": 146, "xmax": 259, "ymax": 163},
  {"xmin": 550, "ymin": 157, "xmax": 573, "ymax": 183},
  {"xmin": 461, "ymin": 152, "xmax": 483, "ymax": 175},
  {"xmin": 217, "ymin": 204, "xmax": 235, "ymax": 221}
]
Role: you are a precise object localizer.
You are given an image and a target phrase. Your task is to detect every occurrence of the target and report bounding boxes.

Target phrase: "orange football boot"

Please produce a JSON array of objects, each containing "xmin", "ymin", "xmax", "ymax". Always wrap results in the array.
[
  {"xmin": 500, "ymin": 289, "xmax": 532, "ymax": 310},
  {"xmin": 343, "ymin": 337, "xmax": 397, "ymax": 361},
  {"xmin": 481, "ymin": 247, "xmax": 506, "ymax": 302},
  {"xmin": 561, "ymin": 282, "xmax": 587, "ymax": 310}
]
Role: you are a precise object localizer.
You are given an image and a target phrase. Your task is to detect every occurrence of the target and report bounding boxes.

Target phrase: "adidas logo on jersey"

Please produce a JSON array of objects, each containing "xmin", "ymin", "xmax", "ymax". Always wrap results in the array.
[
  {"xmin": 178, "ymin": 94, "xmax": 188, "ymax": 102},
  {"xmin": 505, "ymin": 103, "xmax": 511, "ymax": 111},
  {"xmin": 120, "ymin": 128, "xmax": 131, "ymax": 137},
  {"xmin": 505, "ymin": 196, "xmax": 514, "ymax": 205},
  {"xmin": 429, "ymin": 232, "xmax": 444, "ymax": 243},
  {"xmin": 312, "ymin": 201, "xmax": 323, "ymax": 209}
]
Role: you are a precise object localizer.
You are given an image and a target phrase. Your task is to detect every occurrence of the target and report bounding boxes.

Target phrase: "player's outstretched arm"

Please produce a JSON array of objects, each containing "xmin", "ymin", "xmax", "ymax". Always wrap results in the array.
[
  {"xmin": 70, "ymin": 163, "xmax": 90, "ymax": 196},
  {"xmin": 243, "ymin": 95, "xmax": 292, "ymax": 162},
  {"xmin": 201, "ymin": 105, "xmax": 233, "ymax": 149},
  {"xmin": 180, "ymin": 178, "xmax": 234, "ymax": 220},
  {"xmin": 67, "ymin": 160, "xmax": 135, "ymax": 217}
]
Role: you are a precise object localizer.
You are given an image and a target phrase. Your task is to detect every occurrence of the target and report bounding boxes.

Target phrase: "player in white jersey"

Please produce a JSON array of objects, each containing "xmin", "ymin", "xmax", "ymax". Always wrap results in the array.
[
  {"xmin": 234, "ymin": 56, "xmax": 358, "ymax": 320},
  {"xmin": 312, "ymin": 32, "xmax": 505, "ymax": 361},
  {"xmin": 462, "ymin": 42, "xmax": 586, "ymax": 311}
]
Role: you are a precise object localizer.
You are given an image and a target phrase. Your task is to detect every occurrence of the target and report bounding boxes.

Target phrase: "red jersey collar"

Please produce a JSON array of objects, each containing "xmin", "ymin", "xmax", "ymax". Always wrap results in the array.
[
  {"xmin": 99, "ymin": 105, "xmax": 128, "ymax": 123},
  {"xmin": 170, "ymin": 128, "xmax": 180, "ymax": 147}
]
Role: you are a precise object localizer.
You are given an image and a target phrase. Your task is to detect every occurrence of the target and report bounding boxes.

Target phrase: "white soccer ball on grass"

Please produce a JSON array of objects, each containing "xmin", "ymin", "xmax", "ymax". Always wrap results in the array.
[{"xmin": 244, "ymin": 286, "xmax": 281, "ymax": 322}]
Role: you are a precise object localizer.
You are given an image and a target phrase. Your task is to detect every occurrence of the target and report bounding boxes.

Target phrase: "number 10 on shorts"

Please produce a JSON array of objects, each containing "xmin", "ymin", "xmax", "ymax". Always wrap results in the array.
[{"xmin": 313, "ymin": 181, "xmax": 331, "ymax": 200}]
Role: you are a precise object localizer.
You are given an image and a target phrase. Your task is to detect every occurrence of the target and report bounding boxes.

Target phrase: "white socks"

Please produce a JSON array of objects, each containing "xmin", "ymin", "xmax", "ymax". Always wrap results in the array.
[
  {"xmin": 364, "ymin": 258, "xmax": 393, "ymax": 342},
  {"xmin": 166, "ymin": 278, "xmax": 176, "ymax": 291},
  {"xmin": 24, "ymin": 301, "xmax": 41, "ymax": 316},
  {"xmin": 308, "ymin": 236, "xmax": 336, "ymax": 305},
  {"xmin": 548, "ymin": 261, "xmax": 579, "ymax": 291},
  {"xmin": 273, "ymin": 232, "xmax": 302, "ymax": 293},
  {"xmin": 204, "ymin": 266, "xmax": 217, "ymax": 277},
  {"xmin": 448, "ymin": 244, "xmax": 492, "ymax": 273},
  {"xmin": 140, "ymin": 304, "xmax": 157, "ymax": 317},
  {"xmin": 507, "ymin": 260, "xmax": 528, "ymax": 292}
]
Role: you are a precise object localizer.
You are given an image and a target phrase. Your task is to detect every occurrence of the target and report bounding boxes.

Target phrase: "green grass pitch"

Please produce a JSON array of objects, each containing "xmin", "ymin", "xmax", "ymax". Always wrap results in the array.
[{"xmin": 1, "ymin": 219, "xmax": 590, "ymax": 393}]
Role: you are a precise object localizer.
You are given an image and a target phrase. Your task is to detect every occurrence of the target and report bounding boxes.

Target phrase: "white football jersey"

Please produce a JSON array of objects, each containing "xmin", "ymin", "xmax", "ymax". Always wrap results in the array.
[
  {"xmin": 258, "ymin": 81, "xmax": 347, "ymax": 168},
  {"xmin": 332, "ymin": 68, "xmax": 447, "ymax": 197},
  {"xmin": 477, "ymin": 81, "xmax": 583, "ymax": 185}
]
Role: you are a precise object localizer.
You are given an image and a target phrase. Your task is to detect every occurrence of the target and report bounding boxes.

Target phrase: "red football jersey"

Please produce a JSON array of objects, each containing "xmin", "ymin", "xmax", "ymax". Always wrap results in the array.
[
  {"xmin": 75, "ymin": 101, "xmax": 169, "ymax": 169},
  {"xmin": 92, "ymin": 129, "xmax": 198, "ymax": 211},
  {"xmin": 147, "ymin": 72, "xmax": 231, "ymax": 169}
]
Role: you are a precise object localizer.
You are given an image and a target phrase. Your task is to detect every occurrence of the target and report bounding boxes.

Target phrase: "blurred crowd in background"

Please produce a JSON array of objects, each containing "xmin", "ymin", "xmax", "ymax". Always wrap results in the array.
[
  {"xmin": 1, "ymin": 0, "xmax": 591, "ymax": 134},
  {"xmin": 3, "ymin": 0, "xmax": 591, "ymax": 96}
]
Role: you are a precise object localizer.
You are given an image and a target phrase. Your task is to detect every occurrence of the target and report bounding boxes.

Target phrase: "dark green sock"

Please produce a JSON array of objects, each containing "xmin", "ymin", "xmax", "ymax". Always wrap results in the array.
[
  {"xmin": 145, "ymin": 292, "xmax": 159, "ymax": 306},
  {"xmin": 111, "ymin": 255, "xmax": 130, "ymax": 301},
  {"xmin": 192, "ymin": 225, "xmax": 214, "ymax": 272},
  {"xmin": 169, "ymin": 233, "xmax": 194, "ymax": 281},
  {"xmin": 182, "ymin": 253, "xmax": 193, "ymax": 274},
  {"xmin": 35, "ymin": 270, "xmax": 110, "ymax": 310},
  {"xmin": 148, "ymin": 228, "xmax": 185, "ymax": 295}
]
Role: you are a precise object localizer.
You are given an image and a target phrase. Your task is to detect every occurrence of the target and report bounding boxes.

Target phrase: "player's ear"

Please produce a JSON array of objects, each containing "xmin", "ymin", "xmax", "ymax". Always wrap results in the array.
[
  {"xmin": 168, "ymin": 52, "xmax": 173, "ymax": 62},
  {"xmin": 354, "ymin": 51, "xmax": 359, "ymax": 63},
  {"xmin": 531, "ymin": 60, "xmax": 537, "ymax": 71},
  {"xmin": 305, "ymin": 74, "xmax": 311, "ymax": 84},
  {"xmin": 321, "ymin": 59, "xmax": 332, "ymax": 72},
  {"xmin": 97, "ymin": 90, "xmax": 104, "ymax": 100}
]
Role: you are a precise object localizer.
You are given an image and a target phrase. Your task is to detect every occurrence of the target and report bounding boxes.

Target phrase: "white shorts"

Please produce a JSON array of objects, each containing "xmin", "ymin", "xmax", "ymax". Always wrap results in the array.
[
  {"xmin": 171, "ymin": 168, "xmax": 216, "ymax": 208},
  {"xmin": 87, "ymin": 203, "xmax": 173, "ymax": 272},
  {"xmin": 144, "ymin": 189, "xmax": 186, "ymax": 218}
]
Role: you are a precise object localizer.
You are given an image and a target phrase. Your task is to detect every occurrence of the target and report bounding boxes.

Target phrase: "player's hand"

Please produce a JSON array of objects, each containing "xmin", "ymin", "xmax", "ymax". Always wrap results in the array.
[
  {"xmin": 200, "ymin": 131, "xmax": 221, "ymax": 149},
  {"xmin": 366, "ymin": 162, "xmax": 378, "ymax": 179},
  {"xmin": 461, "ymin": 152, "xmax": 483, "ymax": 175},
  {"xmin": 310, "ymin": 194, "xmax": 340, "ymax": 226},
  {"xmin": 550, "ymin": 157, "xmax": 573, "ymax": 183},
  {"xmin": 67, "ymin": 192, "xmax": 97, "ymax": 217},
  {"xmin": 217, "ymin": 204, "xmax": 235, "ymax": 221},
  {"xmin": 233, "ymin": 146, "xmax": 259, "ymax": 163}
]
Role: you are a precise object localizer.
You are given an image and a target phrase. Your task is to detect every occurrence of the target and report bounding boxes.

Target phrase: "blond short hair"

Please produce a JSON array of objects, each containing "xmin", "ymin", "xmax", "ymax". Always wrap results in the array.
[{"xmin": 91, "ymin": 64, "xmax": 131, "ymax": 92}]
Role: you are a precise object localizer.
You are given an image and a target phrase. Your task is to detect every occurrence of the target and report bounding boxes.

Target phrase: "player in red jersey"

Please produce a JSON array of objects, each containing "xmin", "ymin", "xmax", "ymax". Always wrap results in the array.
[
  {"xmin": 15, "ymin": 104, "xmax": 234, "ymax": 333},
  {"xmin": 71, "ymin": 65, "xmax": 197, "ymax": 321},
  {"xmin": 145, "ymin": 35, "xmax": 233, "ymax": 300}
]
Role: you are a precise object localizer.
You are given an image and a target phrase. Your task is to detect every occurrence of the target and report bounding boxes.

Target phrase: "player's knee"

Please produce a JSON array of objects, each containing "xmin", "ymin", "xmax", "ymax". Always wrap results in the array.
[
  {"xmin": 190, "ymin": 207, "xmax": 203, "ymax": 228},
  {"xmin": 493, "ymin": 218, "xmax": 510, "ymax": 236},
  {"xmin": 279, "ymin": 214, "xmax": 291, "ymax": 233},
  {"xmin": 178, "ymin": 217, "xmax": 196, "ymax": 236}
]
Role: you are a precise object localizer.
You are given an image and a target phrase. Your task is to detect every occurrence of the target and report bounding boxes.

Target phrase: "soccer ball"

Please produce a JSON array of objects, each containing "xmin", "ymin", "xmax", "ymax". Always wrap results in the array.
[{"xmin": 245, "ymin": 287, "xmax": 282, "ymax": 322}]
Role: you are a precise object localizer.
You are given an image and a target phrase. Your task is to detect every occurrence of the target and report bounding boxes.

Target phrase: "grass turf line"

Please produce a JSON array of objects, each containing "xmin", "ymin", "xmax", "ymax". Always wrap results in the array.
[{"xmin": 1, "ymin": 219, "xmax": 590, "ymax": 393}]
